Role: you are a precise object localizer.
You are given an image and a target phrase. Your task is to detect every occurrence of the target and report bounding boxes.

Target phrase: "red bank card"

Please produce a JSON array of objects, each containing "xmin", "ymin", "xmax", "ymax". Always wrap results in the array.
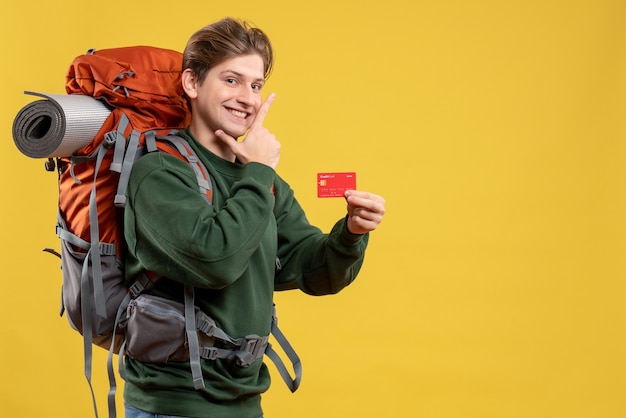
[{"xmin": 317, "ymin": 172, "xmax": 357, "ymax": 198}]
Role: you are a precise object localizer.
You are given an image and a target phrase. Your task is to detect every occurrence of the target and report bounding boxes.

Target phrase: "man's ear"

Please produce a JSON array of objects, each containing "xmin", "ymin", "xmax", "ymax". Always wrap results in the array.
[{"xmin": 182, "ymin": 69, "xmax": 198, "ymax": 99}]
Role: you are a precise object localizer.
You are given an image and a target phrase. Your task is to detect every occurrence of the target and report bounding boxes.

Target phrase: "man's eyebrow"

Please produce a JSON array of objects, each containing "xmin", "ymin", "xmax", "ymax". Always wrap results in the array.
[{"xmin": 220, "ymin": 69, "xmax": 265, "ymax": 83}]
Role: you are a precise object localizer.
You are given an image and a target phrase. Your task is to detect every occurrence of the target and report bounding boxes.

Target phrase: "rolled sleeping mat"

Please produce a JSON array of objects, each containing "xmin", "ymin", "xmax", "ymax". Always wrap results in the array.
[{"xmin": 12, "ymin": 91, "xmax": 111, "ymax": 158}]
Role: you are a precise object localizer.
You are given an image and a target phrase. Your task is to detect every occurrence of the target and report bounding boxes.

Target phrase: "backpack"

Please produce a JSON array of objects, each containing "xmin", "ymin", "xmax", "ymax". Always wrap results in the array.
[
  {"xmin": 58, "ymin": 46, "xmax": 194, "ymax": 349},
  {"xmin": 22, "ymin": 46, "xmax": 301, "ymax": 418}
]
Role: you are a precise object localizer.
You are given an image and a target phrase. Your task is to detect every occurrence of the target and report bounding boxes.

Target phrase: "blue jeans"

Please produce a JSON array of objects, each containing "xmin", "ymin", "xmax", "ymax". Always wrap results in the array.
[
  {"xmin": 125, "ymin": 404, "xmax": 187, "ymax": 418},
  {"xmin": 125, "ymin": 403, "xmax": 263, "ymax": 418}
]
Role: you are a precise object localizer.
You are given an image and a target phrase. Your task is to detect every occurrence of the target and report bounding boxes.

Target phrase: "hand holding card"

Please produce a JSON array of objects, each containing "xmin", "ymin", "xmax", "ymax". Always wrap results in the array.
[{"xmin": 317, "ymin": 172, "xmax": 357, "ymax": 198}]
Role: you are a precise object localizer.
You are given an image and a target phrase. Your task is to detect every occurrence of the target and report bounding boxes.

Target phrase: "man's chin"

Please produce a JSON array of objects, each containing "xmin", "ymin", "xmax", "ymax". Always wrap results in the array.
[{"xmin": 220, "ymin": 126, "xmax": 248, "ymax": 140}]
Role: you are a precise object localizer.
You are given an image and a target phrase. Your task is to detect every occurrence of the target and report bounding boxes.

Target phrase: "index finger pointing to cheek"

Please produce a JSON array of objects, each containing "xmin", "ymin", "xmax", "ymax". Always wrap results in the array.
[{"xmin": 252, "ymin": 93, "xmax": 275, "ymax": 128}]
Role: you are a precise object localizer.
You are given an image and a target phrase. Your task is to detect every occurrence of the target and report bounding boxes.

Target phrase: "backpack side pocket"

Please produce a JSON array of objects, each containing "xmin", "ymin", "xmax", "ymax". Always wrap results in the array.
[
  {"xmin": 125, "ymin": 294, "xmax": 189, "ymax": 363},
  {"xmin": 60, "ymin": 236, "xmax": 126, "ymax": 347}
]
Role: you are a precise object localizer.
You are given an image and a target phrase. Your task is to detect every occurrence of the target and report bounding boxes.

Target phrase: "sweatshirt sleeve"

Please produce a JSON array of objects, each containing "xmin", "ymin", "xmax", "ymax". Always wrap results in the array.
[
  {"xmin": 124, "ymin": 152, "xmax": 276, "ymax": 289},
  {"xmin": 272, "ymin": 176, "xmax": 369, "ymax": 295}
]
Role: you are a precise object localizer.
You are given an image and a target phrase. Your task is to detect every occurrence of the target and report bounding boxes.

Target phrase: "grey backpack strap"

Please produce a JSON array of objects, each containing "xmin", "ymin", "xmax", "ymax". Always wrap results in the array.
[
  {"xmin": 265, "ymin": 305, "xmax": 302, "ymax": 392},
  {"xmin": 144, "ymin": 129, "xmax": 158, "ymax": 153},
  {"xmin": 88, "ymin": 140, "xmax": 118, "ymax": 319},
  {"xmin": 184, "ymin": 285, "xmax": 205, "ymax": 390},
  {"xmin": 106, "ymin": 292, "xmax": 131, "ymax": 418},
  {"xmin": 158, "ymin": 135, "xmax": 213, "ymax": 204},
  {"xmin": 194, "ymin": 304, "xmax": 302, "ymax": 392},
  {"xmin": 109, "ymin": 114, "xmax": 129, "ymax": 174},
  {"xmin": 80, "ymin": 243, "xmax": 99, "ymax": 417},
  {"xmin": 77, "ymin": 137, "xmax": 117, "ymax": 418},
  {"xmin": 114, "ymin": 123, "xmax": 142, "ymax": 207},
  {"xmin": 55, "ymin": 212, "xmax": 91, "ymax": 249}
]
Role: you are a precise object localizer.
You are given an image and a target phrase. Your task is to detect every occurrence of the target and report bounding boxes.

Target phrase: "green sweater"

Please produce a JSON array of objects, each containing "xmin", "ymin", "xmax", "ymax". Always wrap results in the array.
[{"xmin": 123, "ymin": 129, "xmax": 369, "ymax": 418}]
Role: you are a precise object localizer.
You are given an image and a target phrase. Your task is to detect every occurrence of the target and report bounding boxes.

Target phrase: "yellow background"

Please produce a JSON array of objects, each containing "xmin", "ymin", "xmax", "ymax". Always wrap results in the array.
[{"xmin": 2, "ymin": 0, "xmax": 625, "ymax": 417}]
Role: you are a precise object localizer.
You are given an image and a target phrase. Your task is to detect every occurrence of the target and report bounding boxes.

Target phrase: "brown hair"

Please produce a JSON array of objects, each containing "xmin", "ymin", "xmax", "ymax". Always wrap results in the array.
[{"xmin": 183, "ymin": 17, "xmax": 274, "ymax": 84}]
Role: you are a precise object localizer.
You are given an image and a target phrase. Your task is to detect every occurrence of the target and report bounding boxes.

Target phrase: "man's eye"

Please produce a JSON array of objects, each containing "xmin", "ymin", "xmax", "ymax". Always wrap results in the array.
[
  {"xmin": 226, "ymin": 78, "xmax": 237, "ymax": 85},
  {"xmin": 252, "ymin": 84, "xmax": 263, "ymax": 91}
]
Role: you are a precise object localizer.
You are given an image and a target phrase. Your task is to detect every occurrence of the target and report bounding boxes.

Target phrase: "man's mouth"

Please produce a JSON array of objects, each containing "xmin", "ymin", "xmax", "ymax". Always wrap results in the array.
[{"xmin": 227, "ymin": 108, "xmax": 248, "ymax": 119}]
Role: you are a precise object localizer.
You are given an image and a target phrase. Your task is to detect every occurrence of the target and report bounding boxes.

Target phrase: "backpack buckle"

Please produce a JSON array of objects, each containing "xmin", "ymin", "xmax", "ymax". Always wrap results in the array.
[
  {"xmin": 235, "ymin": 335, "xmax": 268, "ymax": 367},
  {"xmin": 199, "ymin": 346, "xmax": 219, "ymax": 361},
  {"xmin": 196, "ymin": 312, "xmax": 218, "ymax": 337},
  {"xmin": 103, "ymin": 131, "xmax": 118, "ymax": 148},
  {"xmin": 128, "ymin": 281, "xmax": 145, "ymax": 298}
]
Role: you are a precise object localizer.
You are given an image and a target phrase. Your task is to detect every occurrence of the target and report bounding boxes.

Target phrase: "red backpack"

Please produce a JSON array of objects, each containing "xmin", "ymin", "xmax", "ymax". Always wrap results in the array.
[{"xmin": 58, "ymin": 46, "xmax": 204, "ymax": 347}]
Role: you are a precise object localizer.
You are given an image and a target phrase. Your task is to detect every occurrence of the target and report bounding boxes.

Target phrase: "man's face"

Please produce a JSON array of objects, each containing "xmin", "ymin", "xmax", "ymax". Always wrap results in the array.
[{"xmin": 191, "ymin": 54, "xmax": 266, "ymax": 139}]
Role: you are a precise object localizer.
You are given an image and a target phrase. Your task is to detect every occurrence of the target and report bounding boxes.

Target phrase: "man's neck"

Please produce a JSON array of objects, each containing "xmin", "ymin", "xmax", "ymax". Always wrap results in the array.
[{"xmin": 188, "ymin": 124, "xmax": 237, "ymax": 163}]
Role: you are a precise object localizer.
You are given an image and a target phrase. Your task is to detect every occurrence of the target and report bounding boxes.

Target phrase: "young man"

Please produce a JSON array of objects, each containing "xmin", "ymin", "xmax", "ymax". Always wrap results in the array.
[{"xmin": 122, "ymin": 17, "xmax": 385, "ymax": 418}]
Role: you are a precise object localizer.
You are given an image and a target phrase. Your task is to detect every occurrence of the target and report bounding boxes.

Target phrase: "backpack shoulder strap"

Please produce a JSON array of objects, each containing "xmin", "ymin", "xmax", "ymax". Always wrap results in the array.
[{"xmin": 155, "ymin": 134, "xmax": 213, "ymax": 204}]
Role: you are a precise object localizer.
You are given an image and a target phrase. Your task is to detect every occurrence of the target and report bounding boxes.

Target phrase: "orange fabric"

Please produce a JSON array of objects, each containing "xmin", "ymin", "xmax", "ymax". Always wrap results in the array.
[{"xmin": 59, "ymin": 46, "xmax": 191, "ymax": 254}]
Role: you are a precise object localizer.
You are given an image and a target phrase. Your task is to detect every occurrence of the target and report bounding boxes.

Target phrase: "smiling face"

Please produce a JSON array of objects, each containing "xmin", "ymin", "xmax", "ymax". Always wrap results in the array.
[{"xmin": 183, "ymin": 53, "xmax": 266, "ymax": 146}]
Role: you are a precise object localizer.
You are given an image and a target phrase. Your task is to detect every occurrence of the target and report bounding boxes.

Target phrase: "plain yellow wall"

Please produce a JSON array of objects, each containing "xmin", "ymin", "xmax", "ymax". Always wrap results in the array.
[{"xmin": 2, "ymin": 0, "xmax": 625, "ymax": 417}]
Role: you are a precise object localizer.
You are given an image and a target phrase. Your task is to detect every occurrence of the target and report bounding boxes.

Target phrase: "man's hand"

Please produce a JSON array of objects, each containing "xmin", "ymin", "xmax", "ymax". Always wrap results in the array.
[
  {"xmin": 344, "ymin": 190, "xmax": 386, "ymax": 235},
  {"xmin": 215, "ymin": 93, "xmax": 280, "ymax": 169}
]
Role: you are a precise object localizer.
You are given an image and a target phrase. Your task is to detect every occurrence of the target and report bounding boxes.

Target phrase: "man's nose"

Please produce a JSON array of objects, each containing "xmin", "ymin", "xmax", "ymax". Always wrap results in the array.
[{"xmin": 237, "ymin": 87, "xmax": 256, "ymax": 105}]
